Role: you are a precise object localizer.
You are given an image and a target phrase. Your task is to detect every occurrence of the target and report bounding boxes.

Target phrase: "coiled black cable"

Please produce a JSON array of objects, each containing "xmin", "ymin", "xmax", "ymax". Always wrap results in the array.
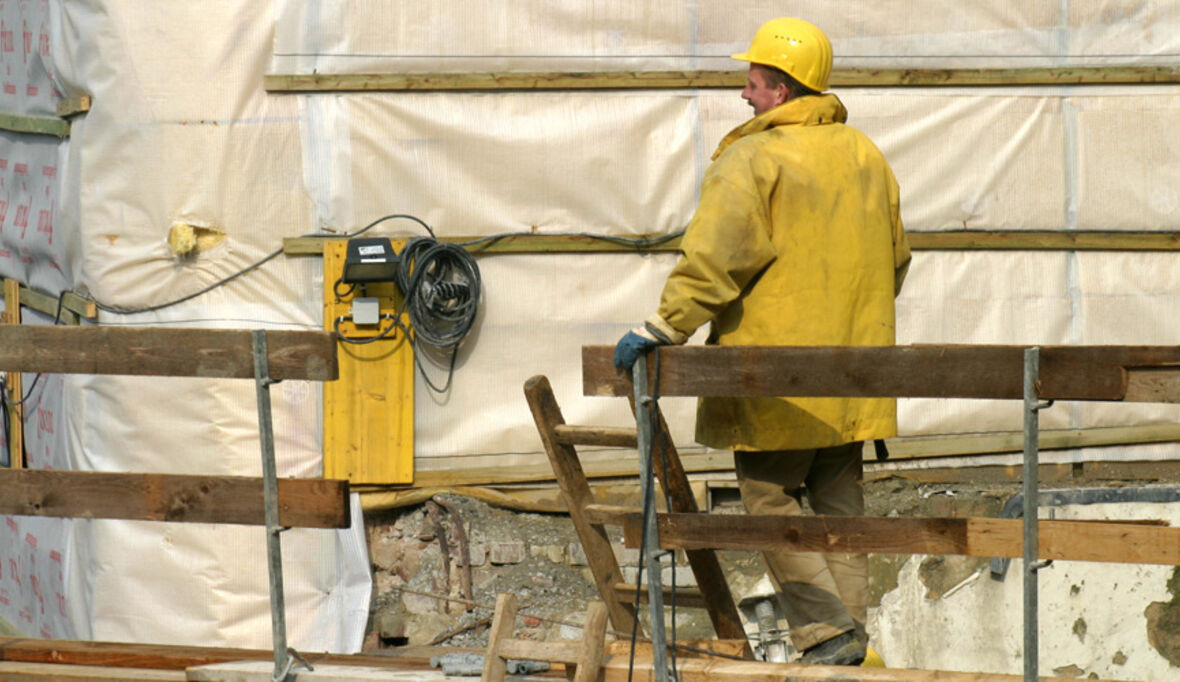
[{"xmin": 396, "ymin": 237, "xmax": 481, "ymax": 350}]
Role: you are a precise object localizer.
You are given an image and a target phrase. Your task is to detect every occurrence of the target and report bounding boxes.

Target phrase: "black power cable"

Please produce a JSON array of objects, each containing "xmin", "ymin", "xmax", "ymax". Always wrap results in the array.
[{"xmin": 80, "ymin": 212, "xmax": 673, "ymax": 395}]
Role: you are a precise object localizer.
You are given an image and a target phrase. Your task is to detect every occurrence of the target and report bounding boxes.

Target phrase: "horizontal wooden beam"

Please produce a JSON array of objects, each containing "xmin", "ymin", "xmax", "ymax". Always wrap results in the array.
[
  {"xmin": 0, "ymin": 112, "xmax": 69, "ymax": 138},
  {"xmin": 0, "ymin": 637, "xmax": 441, "ymax": 671},
  {"xmin": 612, "ymin": 582, "xmax": 706, "ymax": 610},
  {"xmin": 911, "ymin": 230, "xmax": 1180, "ymax": 251},
  {"xmin": 584, "ymin": 344, "xmax": 1180, "ymax": 402},
  {"xmin": 612, "ymin": 511, "xmax": 1180, "ymax": 566},
  {"xmin": 0, "ymin": 469, "xmax": 350, "ymax": 528},
  {"xmin": 265, "ymin": 66, "xmax": 1180, "ymax": 93},
  {"xmin": 282, "ymin": 233, "xmax": 684, "ymax": 256},
  {"xmin": 0, "ymin": 661, "xmax": 184, "ymax": 680},
  {"xmin": 601, "ymin": 652, "xmax": 1092, "ymax": 681},
  {"xmin": 284, "ymin": 231, "xmax": 1180, "ymax": 257},
  {"xmin": 16, "ymin": 286, "xmax": 97, "ymax": 325},
  {"xmin": 0, "ymin": 326, "xmax": 338, "ymax": 380}
]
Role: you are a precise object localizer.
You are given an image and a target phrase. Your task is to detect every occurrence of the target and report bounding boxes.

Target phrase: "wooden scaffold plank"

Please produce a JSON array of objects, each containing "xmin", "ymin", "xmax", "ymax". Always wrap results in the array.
[
  {"xmin": 583, "ymin": 344, "xmax": 1180, "ymax": 402},
  {"xmin": 604, "ymin": 510, "xmax": 1180, "ymax": 567},
  {"xmin": 0, "ymin": 326, "xmax": 338, "ymax": 380},
  {"xmin": 0, "ymin": 470, "xmax": 350, "ymax": 528},
  {"xmin": 265, "ymin": 65, "xmax": 1180, "ymax": 93}
]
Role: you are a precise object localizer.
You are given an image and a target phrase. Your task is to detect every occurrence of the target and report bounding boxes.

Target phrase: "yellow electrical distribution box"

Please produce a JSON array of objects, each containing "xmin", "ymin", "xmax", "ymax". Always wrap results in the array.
[{"xmin": 322, "ymin": 240, "xmax": 414, "ymax": 484}]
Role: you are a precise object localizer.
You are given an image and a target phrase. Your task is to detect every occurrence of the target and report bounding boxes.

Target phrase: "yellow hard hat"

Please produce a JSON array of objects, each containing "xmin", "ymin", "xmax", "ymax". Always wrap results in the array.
[
  {"xmin": 731, "ymin": 17, "xmax": 833, "ymax": 92},
  {"xmin": 862, "ymin": 646, "xmax": 886, "ymax": 667}
]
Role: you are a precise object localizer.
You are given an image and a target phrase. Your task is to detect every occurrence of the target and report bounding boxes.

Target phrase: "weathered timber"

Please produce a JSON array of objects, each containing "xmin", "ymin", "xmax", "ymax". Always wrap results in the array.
[
  {"xmin": 56, "ymin": 95, "xmax": 92, "ymax": 118},
  {"xmin": 0, "ymin": 470, "xmax": 350, "ymax": 528},
  {"xmin": 337, "ymin": 424, "xmax": 1180, "ymax": 491},
  {"xmin": 912, "ymin": 229, "xmax": 1180, "ymax": 251},
  {"xmin": 17, "ymin": 286, "xmax": 97, "ymax": 323},
  {"xmin": 554, "ymin": 424, "xmax": 638, "ymax": 448},
  {"xmin": 614, "ymin": 512, "xmax": 1180, "ymax": 566},
  {"xmin": 283, "ymin": 233, "xmax": 682, "ymax": 256},
  {"xmin": 613, "ymin": 582, "xmax": 707, "ymax": 610},
  {"xmin": 265, "ymin": 66, "xmax": 1180, "ymax": 92},
  {"xmin": 3, "ymin": 279, "xmax": 23, "ymax": 469},
  {"xmin": 0, "ymin": 112, "xmax": 70, "ymax": 137},
  {"xmin": 285, "ymin": 230, "xmax": 1180, "ymax": 256},
  {"xmin": 0, "ymin": 661, "xmax": 184, "ymax": 680},
  {"xmin": 0, "ymin": 637, "xmax": 449, "ymax": 671},
  {"xmin": 600, "ymin": 652, "xmax": 1091, "ymax": 681},
  {"xmin": 626, "ymin": 390, "xmax": 750, "ymax": 649},
  {"xmin": 484, "ymin": 594, "xmax": 607, "ymax": 682},
  {"xmin": 0, "ymin": 326, "xmax": 337, "ymax": 380},
  {"xmin": 583, "ymin": 344, "xmax": 1180, "ymax": 401},
  {"xmin": 523, "ymin": 375, "xmax": 639, "ymax": 633}
]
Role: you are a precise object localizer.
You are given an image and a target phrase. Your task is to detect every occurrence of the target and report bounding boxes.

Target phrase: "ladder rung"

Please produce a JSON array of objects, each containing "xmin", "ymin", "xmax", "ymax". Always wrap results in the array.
[
  {"xmin": 613, "ymin": 582, "xmax": 706, "ymax": 609},
  {"xmin": 554, "ymin": 424, "xmax": 638, "ymax": 447},
  {"xmin": 497, "ymin": 639, "xmax": 583, "ymax": 665}
]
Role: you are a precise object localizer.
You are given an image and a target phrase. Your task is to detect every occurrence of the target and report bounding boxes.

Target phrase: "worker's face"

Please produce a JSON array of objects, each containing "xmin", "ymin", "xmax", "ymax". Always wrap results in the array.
[{"xmin": 741, "ymin": 64, "xmax": 788, "ymax": 116}]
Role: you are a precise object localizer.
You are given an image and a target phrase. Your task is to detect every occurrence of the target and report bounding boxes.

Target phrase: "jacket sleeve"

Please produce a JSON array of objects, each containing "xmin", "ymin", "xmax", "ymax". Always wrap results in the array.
[
  {"xmin": 887, "ymin": 164, "xmax": 911, "ymax": 296},
  {"xmin": 653, "ymin": 152, "xmax": 778, "ymax": 341}
]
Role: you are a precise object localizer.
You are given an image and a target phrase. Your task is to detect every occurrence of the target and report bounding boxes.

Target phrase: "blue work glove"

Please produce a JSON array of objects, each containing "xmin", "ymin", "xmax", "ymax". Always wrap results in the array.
[{"xmin": 613, "ymin": 327, "xmax": 662, "ymax": 370}]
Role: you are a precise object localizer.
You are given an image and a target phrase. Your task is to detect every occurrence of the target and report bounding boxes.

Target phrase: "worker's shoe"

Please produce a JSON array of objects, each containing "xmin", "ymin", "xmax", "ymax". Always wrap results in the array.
[{"xmin": 800, "ymin": 631, "xmax": 866, "ymax": 666}]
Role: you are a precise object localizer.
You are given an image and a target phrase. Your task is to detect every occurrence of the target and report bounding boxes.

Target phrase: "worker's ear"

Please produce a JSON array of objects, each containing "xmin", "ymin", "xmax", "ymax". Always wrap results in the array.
[{"xmin": 775, "ymin": 83, "xmax": 790, "ymax": 106}]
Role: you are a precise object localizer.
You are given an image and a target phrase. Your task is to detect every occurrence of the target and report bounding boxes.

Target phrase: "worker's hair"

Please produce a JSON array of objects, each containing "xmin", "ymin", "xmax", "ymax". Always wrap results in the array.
[{"xmin": 760, "ymin": 64, "xmax": 819, "ymax": 100}]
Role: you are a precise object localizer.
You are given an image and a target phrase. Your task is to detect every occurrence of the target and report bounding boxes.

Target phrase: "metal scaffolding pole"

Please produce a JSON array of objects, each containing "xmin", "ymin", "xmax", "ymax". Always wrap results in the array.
[
  {"xmin": 633, "ymin": 354, "xmax": 671, "ymax": 682},
  {"xmin": 1022, "ymin": 347, "xmax": 1053, "ymax": 682},
  {"xmin": 252, "ymin": 330, "xmax": 307, "ymax": 682}
]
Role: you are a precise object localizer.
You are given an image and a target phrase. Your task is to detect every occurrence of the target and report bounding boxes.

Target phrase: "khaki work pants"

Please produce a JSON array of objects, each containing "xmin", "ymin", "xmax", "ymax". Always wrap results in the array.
[{"xmin": 734, "ymin": 442, "xmax": 867, "ymax": 652}]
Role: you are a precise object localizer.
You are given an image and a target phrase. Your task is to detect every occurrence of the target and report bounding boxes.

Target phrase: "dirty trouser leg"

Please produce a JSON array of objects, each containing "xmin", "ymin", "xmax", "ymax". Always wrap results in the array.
[
  {"xmin": 803, "ymin": 442, "xmax": 868, "ymax": 635},
  {"xmin": 734, "ymin": 445, "xmax": 862, "ymax": 652}
]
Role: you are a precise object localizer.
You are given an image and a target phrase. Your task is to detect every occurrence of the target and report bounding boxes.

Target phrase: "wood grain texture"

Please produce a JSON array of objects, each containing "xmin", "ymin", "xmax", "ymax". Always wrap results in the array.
[
  {"xmin": 16, "ymin": 286, "xmax": 96, "ymax": 323},
  {"xmin": 628, "ymin": 392, "xmax": 750, "ymax": 648},
  {"xmin": 600, "ymin": 652, "xmax": 1093, "ymax": 681},
  {"xmin": 0, "ymin": 326, "xmax": 337, "ymax": 380},
  {"xmin": 0, "ymin": 637, "xmax": 450, "ymax": 671},
  {"xmin": 615, "ymin": 512, "xmax": 1180, "ymax": 565},
  {"xmin": 523, "ymin": 375, "xmax": 638, "ymax": 633},
  {"xmin": 584, "ymin": 344, "xmax": 1180, "ymax": 402},
  {"xmin": 0, "ymin": 112, "xmax": 69, "ymax": 138},
  {"xmin": 0, "ymin": 470, "xmax": 350, "ymax": 528},
  {"xmin": 0, "ymin": 661, "xmax": 184, "ymax": 680},
  {"xmin": 55, "ymin": 96, "xmax": 92, "ymax": 118},
  {"xmin": 3, "ymin": 279, "xmax": 23, "ymax": 469},
  {"xmin": 266, "ymin": 66, "xmax": 1180, "ymax": 92},
  {"xmin": 286, "ymin": 231, "xmax": 1180, "ymax": 257}
]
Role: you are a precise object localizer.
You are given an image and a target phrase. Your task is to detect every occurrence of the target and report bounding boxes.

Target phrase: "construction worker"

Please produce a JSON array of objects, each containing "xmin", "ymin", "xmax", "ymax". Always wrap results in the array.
[{"xmin": 613, "ymin": 17, "xmax": 910, "ymax": 666}]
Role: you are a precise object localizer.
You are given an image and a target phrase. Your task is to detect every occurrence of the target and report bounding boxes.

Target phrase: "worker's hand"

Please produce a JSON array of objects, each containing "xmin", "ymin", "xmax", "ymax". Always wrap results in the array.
[{"xmin": 613, "ymin": 326, "xmax": 663, "ymax": 370}]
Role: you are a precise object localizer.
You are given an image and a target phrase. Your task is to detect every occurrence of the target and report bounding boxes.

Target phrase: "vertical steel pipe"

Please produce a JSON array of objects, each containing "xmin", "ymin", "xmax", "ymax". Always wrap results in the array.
[
  {"xmin": 1022, "ymin": 347, "xmax": 1041, "ymax": 682},
  {"xmin": 253, "ymin": 331, "xmax": 291, "ymax": 681},
  {"xmin": 634, "ymin": 354, "xmax": 671, "ymax": 682}
]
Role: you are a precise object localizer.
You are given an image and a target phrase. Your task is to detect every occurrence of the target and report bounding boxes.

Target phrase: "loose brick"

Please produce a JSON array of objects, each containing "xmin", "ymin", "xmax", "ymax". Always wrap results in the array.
[
  {"xmin": 489, "ymin": 540, "xmax": 526, "ymax": 565},
  {"xmin": 567, "ymin": 541, "xmax": 588, "ymax": 566}
]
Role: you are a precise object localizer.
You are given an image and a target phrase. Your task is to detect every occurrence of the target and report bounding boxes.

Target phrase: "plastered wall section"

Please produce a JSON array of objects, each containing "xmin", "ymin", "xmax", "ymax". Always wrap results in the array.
[{"xmin": 873, "ymin": 501, "xmax": 1180, "ymax": 678}]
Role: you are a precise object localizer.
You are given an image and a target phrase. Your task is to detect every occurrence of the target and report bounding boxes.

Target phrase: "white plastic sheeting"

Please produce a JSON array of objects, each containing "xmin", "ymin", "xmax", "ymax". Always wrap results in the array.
[
  {"xmin": 0, "ymin": 0, "xmax": 371, "ymax": 651},
  {"xmin": 1, "ymin": 0, "xmax": 1179, "ymax": 660}
]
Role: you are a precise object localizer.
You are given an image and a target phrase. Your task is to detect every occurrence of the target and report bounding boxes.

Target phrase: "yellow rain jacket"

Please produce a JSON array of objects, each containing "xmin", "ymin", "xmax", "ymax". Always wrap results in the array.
[{"xmin": 646, "ymin": 94, "xmax": 910, "ymax": 451}]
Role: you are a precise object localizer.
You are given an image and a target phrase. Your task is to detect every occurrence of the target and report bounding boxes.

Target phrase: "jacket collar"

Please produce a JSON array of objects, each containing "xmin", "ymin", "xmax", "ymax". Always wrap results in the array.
[{"xmin": 712, "ymin": 93, "xmax": 848, "ymax": 160}]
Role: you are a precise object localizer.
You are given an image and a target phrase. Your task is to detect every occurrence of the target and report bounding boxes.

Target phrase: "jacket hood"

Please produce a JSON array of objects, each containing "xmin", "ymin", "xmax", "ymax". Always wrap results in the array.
[{"xmin": 713, "ymin": 93, "xmax": 849, "ymax": 160}]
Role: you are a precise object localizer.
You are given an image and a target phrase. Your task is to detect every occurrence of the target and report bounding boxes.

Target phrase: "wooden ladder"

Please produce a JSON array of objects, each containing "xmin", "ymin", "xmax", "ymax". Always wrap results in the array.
[
  {"xmin": 481, "ymin": 593, "xmax": 607, "ymax": 682},
  {"xmin": 524, "ymin": 375, "xmax": 752, "ymax": 659}
]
